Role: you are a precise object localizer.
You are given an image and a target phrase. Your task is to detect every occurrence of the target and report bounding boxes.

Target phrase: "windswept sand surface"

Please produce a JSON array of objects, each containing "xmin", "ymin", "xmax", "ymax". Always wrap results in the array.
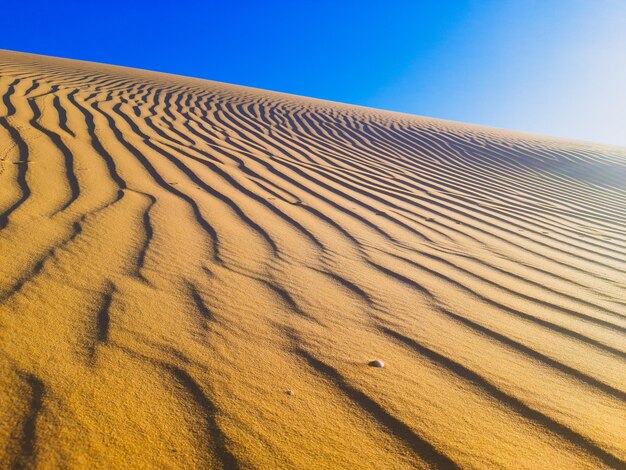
[{"xmin": 0, "ymin": 50, "xmax": 625, "ymax": 469}]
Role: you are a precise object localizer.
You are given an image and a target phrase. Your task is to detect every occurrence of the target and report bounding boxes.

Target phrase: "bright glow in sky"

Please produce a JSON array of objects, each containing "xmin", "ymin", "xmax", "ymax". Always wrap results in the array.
[
  {"xmin": 368, "ymin": 1, "xmax": 626, "ymax": 147},
  {"xmin": 4, "ymin": 1, "xmax": 626, "ymax": 146}
]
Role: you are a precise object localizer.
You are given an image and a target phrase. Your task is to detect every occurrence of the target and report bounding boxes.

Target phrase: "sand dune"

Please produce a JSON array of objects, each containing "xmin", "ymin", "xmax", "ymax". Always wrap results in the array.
[{"xmin": 0, "ymin": 49, "xmax": 624, "ymax": 469}]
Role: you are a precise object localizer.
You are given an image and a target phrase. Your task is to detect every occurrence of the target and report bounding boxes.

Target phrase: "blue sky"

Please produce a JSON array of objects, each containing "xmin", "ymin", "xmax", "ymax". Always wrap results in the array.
[{"xmin": 4, "ymin": 1, "xmax": 626, "ymax": 146}]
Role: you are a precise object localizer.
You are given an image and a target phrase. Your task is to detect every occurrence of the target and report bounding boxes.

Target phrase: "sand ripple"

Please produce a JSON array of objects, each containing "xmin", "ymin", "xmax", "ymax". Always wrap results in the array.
[{"xmin": 0, "ymin": 50, "xmax": 625, "ymax": 469}]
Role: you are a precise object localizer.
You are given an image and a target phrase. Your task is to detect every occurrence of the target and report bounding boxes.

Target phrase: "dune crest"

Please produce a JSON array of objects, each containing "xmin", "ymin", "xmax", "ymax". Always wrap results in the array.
[{"xmin": 0, "ymin": 50, "xmax": 625, "ymax": 469}]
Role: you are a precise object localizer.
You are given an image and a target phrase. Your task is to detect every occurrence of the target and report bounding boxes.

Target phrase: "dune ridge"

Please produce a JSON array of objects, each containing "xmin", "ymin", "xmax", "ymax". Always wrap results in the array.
[{"xmin": 0, "ymin": 50, "xmax": 625, "ymax": 469}]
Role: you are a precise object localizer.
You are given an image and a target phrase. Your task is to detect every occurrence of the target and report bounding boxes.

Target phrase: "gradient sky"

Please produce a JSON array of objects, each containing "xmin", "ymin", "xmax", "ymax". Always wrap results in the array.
[{"xmin": 4, "ymin": 1, "xmax": 625, "ymax": 146}]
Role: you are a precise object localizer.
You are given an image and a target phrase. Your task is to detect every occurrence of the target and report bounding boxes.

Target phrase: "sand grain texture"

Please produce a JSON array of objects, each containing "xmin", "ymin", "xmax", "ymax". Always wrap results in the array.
[{"xmin": 0, "ymin": 50, "xmax": 625, "ymax": 469}]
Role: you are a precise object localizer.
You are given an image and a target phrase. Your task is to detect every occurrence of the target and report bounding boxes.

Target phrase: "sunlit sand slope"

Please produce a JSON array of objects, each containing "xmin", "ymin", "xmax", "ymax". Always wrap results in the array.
[{"xmin": 0, "ymin": 50, "xmax": 625, "ymax": 469}]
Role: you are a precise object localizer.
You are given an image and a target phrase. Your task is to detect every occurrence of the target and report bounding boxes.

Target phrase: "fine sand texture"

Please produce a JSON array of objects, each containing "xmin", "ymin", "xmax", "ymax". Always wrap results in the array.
[{"xmin": 0, "ymin": 50, "xmax": 625, "ymax": 469}]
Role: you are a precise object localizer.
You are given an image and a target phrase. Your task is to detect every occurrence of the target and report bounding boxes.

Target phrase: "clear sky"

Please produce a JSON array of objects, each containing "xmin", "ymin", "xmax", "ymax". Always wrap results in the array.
[{"xmin": 4, "ymin": 1, "xmax": 626, "ymax": 146}]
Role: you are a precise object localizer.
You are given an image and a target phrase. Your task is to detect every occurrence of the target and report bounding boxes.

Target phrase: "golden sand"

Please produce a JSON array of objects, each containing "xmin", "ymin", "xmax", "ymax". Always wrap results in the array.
[{"xmin": 0, "ymin": 50, "xmax": 624, "ymax": 469}]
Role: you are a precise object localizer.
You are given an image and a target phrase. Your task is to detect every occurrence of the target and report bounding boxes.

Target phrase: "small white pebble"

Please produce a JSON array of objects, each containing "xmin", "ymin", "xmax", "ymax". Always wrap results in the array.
[
  {"xmin": 286, "ymin": 390, "xmax": 294, "ymax": 396},
  {"xmin": 369, "ymin": 359, "xmax": 385, "ymax": 368}
]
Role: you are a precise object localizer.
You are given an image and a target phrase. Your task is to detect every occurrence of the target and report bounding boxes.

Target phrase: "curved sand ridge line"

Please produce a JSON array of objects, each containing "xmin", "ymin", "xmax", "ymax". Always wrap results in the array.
[{"xmin": 0, "ymin": 50, "xmax": 625, "ymax": 469}]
